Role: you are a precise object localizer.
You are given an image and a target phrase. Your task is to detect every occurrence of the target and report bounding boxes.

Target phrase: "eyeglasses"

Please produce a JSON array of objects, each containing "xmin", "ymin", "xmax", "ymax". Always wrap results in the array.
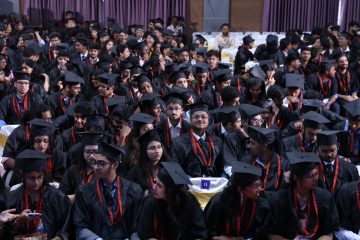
[
  {"xmin": 250, "ymin": 119, "xmax": 264, "ymax": 125},
  {"xmin": 147, "ymin": 145, "xmax": 163, "ymax": 151},
  {"xmin": 89, "ymin": 159, "xmax": 110, "ymax": 168},
  {"xmin": 84, "ymin": 149, "xmax": 97, "ymax": 155}
]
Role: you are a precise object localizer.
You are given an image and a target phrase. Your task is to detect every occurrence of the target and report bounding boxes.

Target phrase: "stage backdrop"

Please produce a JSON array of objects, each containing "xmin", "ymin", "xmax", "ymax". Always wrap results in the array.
[{"xmin": 23, "ymin": 0, "xmax": 187, "ymax": 28}]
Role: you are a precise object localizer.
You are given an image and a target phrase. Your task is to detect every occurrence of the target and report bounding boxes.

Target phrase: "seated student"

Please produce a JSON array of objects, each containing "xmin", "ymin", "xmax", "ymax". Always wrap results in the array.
[
  {"xmin": 47, "ymin": 71, "xmax": 84, "ymax": 118},
  {"xmin": 267, "ymin": 85, "xmax": 293, "ymax": 130},
  {"xmin": 138, "ymin": 92, "xmax": 165, "ymax": 123},
  {"xmin": 241, "ymin": 126, "xmax": 285, "ymax": 191},
  {"xmin": 73, "ymin": 141, "xmax": 143, "ymax": 240},
  {"xmin": 127, "ymin": 130, "xmax": 171, "ymax": 195},
  {"xmin": 192, "ymin": 63, "xmax": 217, "ymax": 108},
  {"xmin": 137, "ymin": 162, "xmax": 207, "ymax": 239},
  {"xmin": 205, "ymin": 162, "xmax": 270, "ymax": 239},
  {"xmin": 59, "ymin": 132, "xmax": 101, "ymax": 203},
  {"xmin": 240, "ymin": 77, "xmax": 268, "ymax": 109},
  {"xmin": 172, "ymin": 103, "xmax": 224, "ymax": 177},
  {"xmin": 156, "ymin": 90, "xmax": 191, "ymax": 152},
  {"xmin": 0, "ymin": 71, "xmax": 44, "ymax": 126},
  {"xmin": 282, "ymin": 73, "xmax": 304, "ymax": 113},
  {"xmin": 108, "ymin": 104, "xmax": 133, "ymax": 147},
  {"xmin": 316, "ymin": 131, "xmax": 359, "ymax": 194},
  {"xmin": 335, "ymin": 180, "xmax": 360, "ymax": 239},
  {"xmin": 281, "ymin": 111, "xmax": 330, "ymax": 155},
  {"xmin": 6, "ymin": 150, "xmax": 70, "ymax": 240},
  {"xmin": 268, "ymin": 152, "xmax": 339, "ymax": 239},
  {"xmin": 213, "ymin": 69, "xmax": 232, "ymax": 108}
]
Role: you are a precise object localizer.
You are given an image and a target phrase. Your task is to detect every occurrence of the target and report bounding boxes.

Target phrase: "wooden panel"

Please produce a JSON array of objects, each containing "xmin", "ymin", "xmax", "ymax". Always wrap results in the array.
[
  {"xmin": 230, "ymin": 0, "xmax": 264, "ymax": 32},
  {"xmin": 187, "ymin": 0, "xmax": 205, "ymax": 36}
]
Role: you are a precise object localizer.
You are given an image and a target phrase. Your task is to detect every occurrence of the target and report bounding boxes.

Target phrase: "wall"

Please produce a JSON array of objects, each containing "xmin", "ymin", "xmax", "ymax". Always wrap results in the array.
[
  {"xmin": 0, "ymin": 0, "xmax": 20, "ymax": 18},
  {"xmin": 230, "ymin": 0, "xmax": 264, "ymax": 32}
]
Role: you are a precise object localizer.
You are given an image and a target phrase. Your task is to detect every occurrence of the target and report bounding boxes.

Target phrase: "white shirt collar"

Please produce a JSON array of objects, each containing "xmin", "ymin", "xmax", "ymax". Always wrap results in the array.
[
  {"xmin": 324, "ymin": 160, "xmax": 335, "ymax": 166},
  {"xmin": 192, "ymin": 131, "xmax": 206, "ymax": 141},
  {"xmin": 220, "ymin": 123, "xmax": 227, "ymax": 135}
]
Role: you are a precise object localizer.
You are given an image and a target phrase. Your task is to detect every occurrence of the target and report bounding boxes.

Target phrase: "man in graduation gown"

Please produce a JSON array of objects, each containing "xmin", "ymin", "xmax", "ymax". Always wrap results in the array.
[
  {"xmin": 240, "ymin": 126, "xmax": 285, "ymax": 191},
  {"xmin": 192, "ymin": 63, "xmax": 217, "ymax": 109},
  {"xmin": 234, "ymin": 35, "xmax": 255, "ymax": 75},
  {"xmin": 47, "ymin": 71, "xmax": 84, "ymax": 118},
  {"xmin": 172, "ymin": 104, "xmax": 224, "ymax": 177},
  {"xmin": 316, "ymin": 131, "xmax": 359, "ymax": 194},
  {"xmin": 73, "ymin": 141, "xmax": 143, "ymax": 240},
  {"xmin": 281, "ymin": 111, "xmax": 330, "ymax": 155},
  {"xmin": 335, "ymin": 181, "xmax": 360, "ymax": 239},
  {"xmin": 0, "ymin": 71, "xmax": 43, "ymax": 126}
]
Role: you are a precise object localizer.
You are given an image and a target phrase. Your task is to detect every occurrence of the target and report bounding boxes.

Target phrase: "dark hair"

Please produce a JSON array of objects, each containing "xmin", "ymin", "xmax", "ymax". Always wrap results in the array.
[
  {"xmin": 49, "ymin": 32, "xmax": 61, "ymax": 40},
  {"xmin": 267, "ymin": 85, "xmax": 285, "ymax": 100},
  {"xmin": 205, "ymin": 50, "xmax": 219, "ymax": 58},
  {"xmin": 220, "ymin": 23, "xmax": 230, "ymax": 29},
  {"xmin": 74, "ymin": 102, "xmax": 97, "ymax": 116},
  {"xmin": 280, "ymin": 37, "xmax": 291, "ymax": 51},
  {"xmin": 246, "ymin": 77, "xmax": 266, "ymax": 97},
  {"xmin": 35, "ymin": 103, "xmax": 52, "ymax": 119},
  {"xmin": 221, "ymin": 86, "xmax": 239, "ymax": 103},
  {"xmin": 349, "ymin": 21, "xmax": 359, "ymax": 28},
  {"xmin": 320, "ymin": 35, "xmax": 330, "ymax": 50}
]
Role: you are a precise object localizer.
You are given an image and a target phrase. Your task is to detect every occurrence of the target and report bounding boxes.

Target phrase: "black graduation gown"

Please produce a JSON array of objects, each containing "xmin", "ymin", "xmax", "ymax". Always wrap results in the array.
[
  {"xmin": 193, "ymin": 84, "xmax": 218, "ymax": 110},
  {"xmin": 335, "ymin": 69, "xmax": 359, "ymax": 105},
  {"xmin": 305, "ymin": 73, "xmax": 338, "ymax": 99},
  {"xmin": 272, "ymin": 105, "xmax": 294, "ymax": 130},
  {"xmin": 317, "ymin": 157, "xmax": 359, "ymax": 194},
  {"xmin": 207, "ymin": 123, "xmax": 226, "ymax": 141},
  {"xmin": 299, "ymin": 62, "xmax": 319, "ymax": 77},
  {"xmin": 91, "ymin": 95, "xmax": 114, "ymax": 115},
  {"xmin": 204, "ymin": 192, "xmax": 270, "ymax": 239},
  {"xmin": 268, "ymin": 186, "xmax": 339, "ymax": 239},
  {"xmin": 5, "ymin": 185, "xmax": 70, "ymax": 239},
  {"xmin": 156, "ymin": 117, "xmax": 191, "ymax": 152},
  {"xmin": 2, "ymin": 125, "xmax": 29, "ymax": 159},
  {"xmin": 73, "ymin": 177, "xmax": 143, "ymax": 240},
  {"xmin": 137, "ymin": 194, "xmax": 207, "ymax": 240},
  {"xmin": 47, "ymin": 92, "xmax": 81, "ymax": 118},
  {"xmin": 335, "ymin": 181, "xmax": 360, "ymax": 234},
  {"xmin": 336, "ymin": 128, "xmax": 360, "ymax": 164},
  {"xmin": 234, "ymin": 46, "xmax": 254, "ymax": 74},
  {"xmin": 46, "ymin": 149, "xmax": 68, "ymax": 182},
  {"xmin": 221, "ymin": 131, "xmax": 248, "ymax": 165},
  {"xmin": 59, "ymin": 165, "xmax": 96, "ymax": 195},
  {"xmin": 60, "ymin": 126, "xmax": 81, "ymax": 153},
  {"xmin": 281, "ymin": 133, "xmax": 318, "ymax": 156},
  {"xmin": 241, "ymin": 153, "xmax": 286, "ymax": 191},
  {"xmin": 171, "ymin": 132, "xmax": 223, "ymax": 177},
  {"xmin": 0, "ymin": 92, "xmax": 44, "ymax": 125}
]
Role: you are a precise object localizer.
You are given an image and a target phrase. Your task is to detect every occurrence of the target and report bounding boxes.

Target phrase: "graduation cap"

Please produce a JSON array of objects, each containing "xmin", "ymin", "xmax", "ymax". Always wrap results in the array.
[
  {"xmin": 321, "ymin": 59, "xmax": 336, "ymax": 70},
  {"xmin": 163, "ymin": 29, "xmax": 175, "ymax": 36},
  {"xmin": 136, "ymin": 41, "xmax": 147, "ymax": 50},
  {"xmin": 286, "ymin": 151, "xmax": 320, "ymax": 177},
  {"xmin": 165, "ymin": 87, "xmax": 194, "ymax": 105},
  {"xmin": 27, "ymin": 43, "xmax": 42, "ymax": 55},
  {"xmin": 343, "ymin": 99, "xmax": 360, "ymax": 120},
  {"xmin": 213, "ymin": 69, "xmax": 232, "ymax": 82},
  {"xmin": 165, "ymin": 62, "xmax": 178, "ymax": 75},
  {"xmin": 250, "ymin": 65, "xmax": 266, "ymax": 81},
  {"xmin": 97, "ymin": 73, "xmax": 119, "ymax": 85},
  {"xmin": 317, "ymin": 130, "xmax": 340, "ymax": 146},
  {"xmin": 127, "ymin": 39, "xmax": 139, "ymax": 50},
  {"xmin": 232, "ymin": 161, "xmax": 261, "ymax": 176},
  {"xmin": 238, "ymin": 104, "xmax": 268, "ymax": 119},
  {"xmin": 160, "ymin": 162, "xmax": 192, "ymax": 186},
  {"xmin": 190, "ymin": 102, "xmax": 210, "ymax": 116},
  {"xmin": 139, "ymin": 92, "xmax": 161, "ymax": 104},
  {"xmin": 75, "ymin": 35, "xmax": 89, "ymax": 45},
  {"xmin": 119, "ymin": 60, "xmax": 133, "ymax": 70},
  {"xmin": 247, "ymin": 126, "xmax": 277, "ymax": 145},
  {"xmin": 285, "ymin": 73, "xmax": 304, "ymax": 89},
  {"xmin": 98, "ymin": 31, "xmax": 109, "ymax": 38},
  {"xmin": 56, "ymin": 43, "xmax": 70, "ymax": 51},
  {"xmin": 138, "ymin": 129, "xmax": 162, "ymax": 147},
  {"xmin": 195, "ymin": 34, "xmax": 207, "ymax": 43},
  {"xmin": 302, "ymin": 99, "xmax": 323, "ymax": 112},
  {"xmin": 243, "ymin": 35, "xmax": 255, "ymax": 45},
  {"xmin": 195, "ymin": 47, "xmax": 207, "ymax": 57},
  {"xmin": 64, "ymin": 71, "xmax": 85, "ymax": 85},
  {"xmin": 85, "ymin": 114, "xmax": 106, "ymax": 132},
  {"xmin": 266, "ymin": 34, "xmax": 278, "ymax": 45},
  {"xmin": 88, "ymin": 42, "xmax": 101, "ymax": 50},
  {"xmin": 78, "ymin": 131, "xmax": 103, "ymax": 145},
  {"xmin": 14, "ymin": 71, "xmax": 31, "ymax": 82},
  {"xmin": 106, "ymin": 96, "xmax": 126, "ymax": 112},
  {"xmin": 135, "ymin": 74, "xmax": 152, "ymax": 87},
  {"xmin": 97, "ymin": 141, "xmax": 125, "ymax": 162},
  {"xmin": 259, "ymin": 60, "xmax": 275, "ymax": 71},
  {"xmin": 301, "ymin": 111, "xmax": 330, "ymax": 129},
  {"xmin": 16, "ymin": 149, "xmax": 51, "ymax": 173},
  {"xmin": 193, "ymin": 63, "xmax": 209, "ymax": 74},
  {"xmin": 217, "ymin": 62, "xmax": 232, "ymax": 69},
  {"xmin": 216, "ymin": 106, "xmax": 242, "ymax": 124},
  {"xmin": 129, "ymin": 112, "xmax": 156, "ymax": 127},
  {"xmin": 171, "ymin": 71, "xmax": 187, "ymax": 83},
  {"xmin": 28, "ymin": 118, "xmax": 56, "ymax": 137},
  {"xmin": 135, "ymin": 25, "xmax": 144, "ymax": 30}
]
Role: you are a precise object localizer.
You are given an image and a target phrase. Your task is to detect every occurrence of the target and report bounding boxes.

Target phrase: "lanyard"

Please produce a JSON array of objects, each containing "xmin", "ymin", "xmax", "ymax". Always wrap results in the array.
[
  {"xmin": 165, "ymin": 117, "xmax": 183, "ymax": 147},
  {"xmin": 59, "ymin": 95, "xmax": 73, "ymax": 113},
  {"xmin": 81, "ymin": 173, "xmax": 93, "ymax": 185},
  {"xmin": 261, "ymin": 154, "xmax": 281, "ymax": 191},
  {"xmin": 225, "ymin": 199, "xmax": 256, "ymax": 236},
  {"xmin": 336, "ymin": 71, "xmax": 350, "ymax": 94},
  {"xmin": 318, "ymin": 74, "xmax": 331, "ymax": 97},
  {"xmin": 22, "ymin": 190, "xmax": 43, "ymax": 234},
  {"xmin": 319, "ymin": 157, "xmax": 339, "ymax": 193},
  {"xmin": 190, "ymin": 130, "xmax": 214, "ymax": 168},
  {"xmin": 12, "ymin": 94, "xmax": 29, "ymax": 120}
]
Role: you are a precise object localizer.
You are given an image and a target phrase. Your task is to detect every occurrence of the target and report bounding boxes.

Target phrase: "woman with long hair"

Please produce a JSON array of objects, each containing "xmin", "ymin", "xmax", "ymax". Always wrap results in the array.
[
  {"xmin": 240, "ymin": 77, "xmax": 267, "ymax": 108},
  {"xmin": 127, "ymin": 130, "xmax": 170, "ymax": 195},
  {"xmin": 5, "ymin": 150, "xmax": 70, "ymax": 239},
  {"xmin": 204, "ymin": 162, "xmax": 270, "ymax": 239},
  {"xmin": 137, "ymin": 162, "xmax": 207, "ymax": 239}
]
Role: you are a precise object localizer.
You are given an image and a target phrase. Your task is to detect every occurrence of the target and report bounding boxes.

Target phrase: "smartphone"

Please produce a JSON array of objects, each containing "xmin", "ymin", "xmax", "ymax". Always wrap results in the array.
[{"xmin": 28, "ymin": 212, "xmax": 41, "ymax": 217}]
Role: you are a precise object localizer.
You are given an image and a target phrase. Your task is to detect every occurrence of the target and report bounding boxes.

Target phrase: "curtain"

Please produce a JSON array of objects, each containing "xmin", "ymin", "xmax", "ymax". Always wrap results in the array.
[
  {"xmin": 23, "ymin": 0, "xmax": 187, "ymax": 28},
  {"xmin": 262, "ymin": 0, "xmax": 339, "ymax": 32},
  {"xmin": 339, "ymin": 0, "xmax": 360, "ymax": 31}
]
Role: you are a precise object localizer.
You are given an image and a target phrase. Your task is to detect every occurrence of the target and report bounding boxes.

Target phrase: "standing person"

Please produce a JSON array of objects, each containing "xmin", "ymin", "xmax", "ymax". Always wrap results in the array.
[
  {"xmin": 268, "ymin": 152, "xmax": 339, "ymax": 239},
  {"xmin": 205, "ymin": 162, "xmax": 270, "ymax": 239},
  {"xmin": 234, "ymin": 35, "xmax": 255, "ymax": 75},
  {"xmin": 73, "ymin": 141, "xmax": 143, "ymax": 240},
  {"xmin": 137, "ymin": 162, "xmax": 207, "ymax": 239},
  {"xmin": 6, "ymin": 150, "xmax": 70, "ymax": 240}
]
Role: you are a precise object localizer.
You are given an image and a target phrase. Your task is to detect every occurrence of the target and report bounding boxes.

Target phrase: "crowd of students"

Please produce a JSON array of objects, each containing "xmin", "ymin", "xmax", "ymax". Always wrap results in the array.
[{"xmin": 0, "ymin": 10, "xmax": 359, "ymax": 239}]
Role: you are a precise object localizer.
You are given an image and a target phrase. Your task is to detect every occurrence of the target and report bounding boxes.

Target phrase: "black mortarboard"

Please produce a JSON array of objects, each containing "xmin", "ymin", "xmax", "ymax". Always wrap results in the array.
[
  {"xmin": 97, "ymin": 73, "xmax": 119, "ymax": 85},
  {"xmin": 64, "ymin": 71, "xmax": 85, "ymax": 84},
  {"xmin": 247, "ymin": 126, "xmax": 277, "ymax": 145},
  {"xmin": 106, "ymin": 96, "xmax": 126, "ymax": 112},
  {"xmin": 131, "ymin": 66, "xmax": 144, "ymax": 75},
  {"xmin": 193, "ymin": 63, "xmax": 209, "ymax": 74},
  {"xmin": 139, "ymin": 93, "xmax": 161, "ymax": 104},
  {"xmin": 164, "ymin": 87, "xmax": 193, "ymax": 105},
  {"xmin": 98, "ymin": 31, "xmax": 109, "ymax": 38},
  {"xmin": 216, "ymin": 106, "xmax": 241, "ymax": 124},
  {"xmin": 217, "ymin": 62, "xmax": 232, "ymax": 69},
  {"xmin": 238, "ymin": 104, "xmax": 268, "ymax": 119},
  {"xmin": 97, "ymin": 141, "xmax": 125, "ymax": 162},
  {"xmin": 14, "ymin": 71, "xmax": 31, "ymax": 82},
  {"xmin": 301, "ymin": 99, "xmax": 323, "ymax": 112},
  {"xmin": 171, "ymin": 71, "xmax": 187, "ymax": 83},
  {"xmin": 195, "ymin": 47, "xmax": 207, "ymax": 56},
  {"xmin": 317, "ymin": 130, "xmax": 340, "ymax": 146},
  {"xmin": 56, "ymin": 43, "xmax": 70, "ymax": 51},
  {"xmin": 243, "ymin": 35, "xmax": 255, "ymax": 45},
  {"xmin": 343, "ymin": 99, "xmax": 360, "ymax": 120},
  {"xmin": 119, "ymin": 60, "xmax": 133, "ymax": 70},
  {"xmin": 85, "ymin": 114, "xmax": 105, "ymax": 131},
  {"xmin": 160, "ymin": 162, "xmax": 192, "ymax": 185},
  {"xmin": 165, "ymin": 62, "xmax": 177, "ymax": 75},
  {"xmin": 135, "ymin": 25, "xmax": 144, "ymax": 30},
  {"xmin": 286, "ymin": 151, "xmax": 320, "ymax": 177},
  {"xmin": 178, "ymin": 62, "xmax": 192, "ymax": 72},
  {"xmin": 27, "ymin": 43, "xmax": 42, "ymax": 55},
  {"xmin": 231, "ymin": 161, "xmax": 261, "ymax": 188},
  {"xmin": 129, "ymin": 112, "xmax": 156, "ymax": 125},
  {"xmin": 75, "ymin": 35, "xmax": 89, "ymax": 45},
  {"xmin": 138, "ymin": 129, "xmax": 162, "ymax": 147},
  {"xmin": 301, "ymin": 111, "xmax": 330, "ymax": 129},
  {"xmin": 190, "ymin": 102, "xmax": 210, "ymax": 116},
  {"xmin": 266, "ymin": 34, "xmax": 278, "ymax": 45},
  {"xmin": 250, "ymin": 65, "xmax": 266, "ymax": 81},
  {"xmin": 321, "ymin": 59, "xmax": 336, "ymax": 70},
  {"xmin": 163, "ymin": 29, "xmax": 175, "ymax": 36},
  {"xmin": 213, "ymin": 69, "xmax": 232, "ymax": 82},
  {"xmin": 259, "ymin": 60, "xmax": 274, "ymax": 70},
  {"xmin": 16, "ymin": 150, "xmax": 51, "ymax": 173},
  {"xmin": 78, "ymin": 131, "xmax": 102, "ymax": 145},
  {"xmin": 195, "ymin": 34, "xmax": 207, "ymax": 43},
  {"xmin": 285, "ymin": 73, "xmax": 304, "ymax": 89},
  {"xmin": 135, "ymin": 74, "xmax": 152, "ymax": 87},
  {"xmin": 28, "ymin": 118, "xmax": 56, "ymax": 137}
]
